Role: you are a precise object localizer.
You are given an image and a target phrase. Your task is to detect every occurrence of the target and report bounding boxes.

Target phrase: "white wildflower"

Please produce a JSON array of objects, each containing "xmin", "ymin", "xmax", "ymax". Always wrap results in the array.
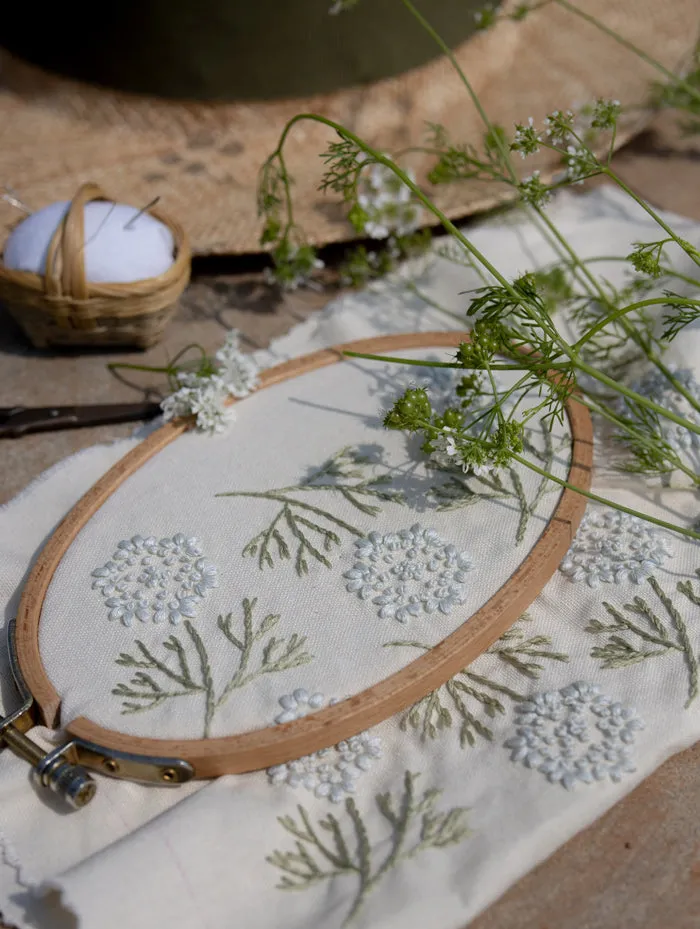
[
  {"xmin": 161, "ymin": 373, "xmax": 233, "ymax": 435},
  {"xmin": 511, "ymin": 118, "xmax": 542, "ymax": 158},
  {"xmin": 430, "ymin": 427, "xmax": 461, "ymax": 469},
  {"xmin": 215, "ymin": 330, "xmax": 260, "ymax": 398},
  {"xmin": 160, "ymin": 329, "xmax": 259, "ymax": 434},
  {"xmin": 564, "ymin": 145, "xmax": 593, "ymax": 184}
]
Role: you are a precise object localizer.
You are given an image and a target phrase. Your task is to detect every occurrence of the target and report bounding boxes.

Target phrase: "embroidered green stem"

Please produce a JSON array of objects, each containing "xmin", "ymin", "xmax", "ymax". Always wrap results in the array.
[
  {"xmin": 587, "ymin": 573, "xmax": 700, "ymax": 707},
  {"xmin": 186, "ymin": 622, "xmax": 217, "ymax": 737},
  {"xmin": 113, "ymin": 599, "xmax": 313, "ymax": 735},
  {"xmin": 267, "ymin": 771, "xmax": 470, "ymax": 926},
  {"xmin": 385, "ymin": 614, "xmax": 569, "ymax": 747},
  {"xmin": 216, "ymin": 447, "xmax": 405, "ymax": 575}
]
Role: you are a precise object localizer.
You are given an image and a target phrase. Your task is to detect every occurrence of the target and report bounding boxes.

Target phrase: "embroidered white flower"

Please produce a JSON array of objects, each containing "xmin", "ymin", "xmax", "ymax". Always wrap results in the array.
[
  {"xmin": 274, "ymin": 688, "xmax": 327, "ymax": 724},
  {"xmin": 160, "ymin": 328, "xmax": 259, "ymax": 434},
  {"xmin": 92, "ymin": 534, "xmax": 218, "ymax": 626},
  {"xmin": 559, "ymin": 510, "xmax": 673, "ymax": 587},
  {"xmin": 268, "ymin": 689, "xmax": 382, "ymax": 803},
  {"xmin": 504, "ymin": 681, "xmax": 645, "ymax": 790},
  {"xmin": 356, "ymin": 155, "xmax": 422, "ymax": 239},
  {"xmin": 344, "ymin": 523, "xmax": 472, "ymax": 622}
]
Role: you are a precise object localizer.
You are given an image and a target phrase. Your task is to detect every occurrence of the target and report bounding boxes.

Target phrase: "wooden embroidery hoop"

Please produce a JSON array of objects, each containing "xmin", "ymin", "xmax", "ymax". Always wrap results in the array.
[{"xmin": 13, "ymin": 332, "xmax": 593, "ymax": 783}]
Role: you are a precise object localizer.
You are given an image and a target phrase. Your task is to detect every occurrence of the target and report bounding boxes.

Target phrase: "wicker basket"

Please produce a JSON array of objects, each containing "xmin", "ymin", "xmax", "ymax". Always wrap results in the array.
[{"xmin": 0, "ymin": 182, "xmax": 191, "ymax": 349}]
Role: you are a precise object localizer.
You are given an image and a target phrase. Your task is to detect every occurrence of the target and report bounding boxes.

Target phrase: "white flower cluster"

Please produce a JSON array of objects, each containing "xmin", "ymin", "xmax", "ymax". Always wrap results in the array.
[
  {"xmin": 267, "ymin": 689, "xmax": 382, "ymax": 803},
  {"xmin": 92, "ymin": 533, "xmax": 218, "ymax": 626},
  {"xmin": 564, "ymin": 145, "xmax": 594, "ymax": 184},
  {"xmin": 559, "ymin": 509, "xmax": 673, "ymax": 587},
  {"xmin": 357, "ymin": 155, "xmax": 423, "ymax": 239},
  {"xmin": 511, "ymin": 117, "xmax": 543, "ymax": 158},
  {"xmin": 344, "ymin": 523, "xmax": 472, "ymax": 622},
  {"xmin": 430, "ymin": 426, "xmax": 495, "ymax": 478},
  {"xmin": 504, "ymin": 681, "xmax": 644, "ymax": 790},
  {"xmin": 161, "ymin": 330, "xmax": 260, "ymax": 434}
]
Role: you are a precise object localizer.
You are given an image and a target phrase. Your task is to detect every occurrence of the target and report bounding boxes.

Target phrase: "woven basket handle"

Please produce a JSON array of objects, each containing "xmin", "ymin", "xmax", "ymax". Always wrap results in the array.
[{"xmin": 44, "ymin": 182, "xmax": 110, "ymax": 300}]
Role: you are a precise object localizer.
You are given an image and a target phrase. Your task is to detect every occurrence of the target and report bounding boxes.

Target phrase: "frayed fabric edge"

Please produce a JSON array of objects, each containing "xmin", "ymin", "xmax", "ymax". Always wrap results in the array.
[{"xmin": 0, "ymin": 438, "xmax": 138, "ymax": 514}]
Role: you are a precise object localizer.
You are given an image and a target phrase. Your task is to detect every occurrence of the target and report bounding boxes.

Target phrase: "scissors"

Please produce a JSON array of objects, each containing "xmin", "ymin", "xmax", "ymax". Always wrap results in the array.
[{"xmin": 0, "ymin": 402, "xmax": 161, "ymax": 438}]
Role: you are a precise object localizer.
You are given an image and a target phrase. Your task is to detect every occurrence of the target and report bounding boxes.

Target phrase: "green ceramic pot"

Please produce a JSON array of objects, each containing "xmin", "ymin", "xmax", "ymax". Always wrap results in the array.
[{"xmin": 1, "ymin": 0, "xmax": 489, "ymax": 101}]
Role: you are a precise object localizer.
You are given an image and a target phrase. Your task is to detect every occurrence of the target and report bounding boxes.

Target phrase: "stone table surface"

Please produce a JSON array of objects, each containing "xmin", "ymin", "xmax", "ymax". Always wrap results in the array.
[{"xmin": 1, "ymin": 113, "xmax": 700, "ymax": 928}]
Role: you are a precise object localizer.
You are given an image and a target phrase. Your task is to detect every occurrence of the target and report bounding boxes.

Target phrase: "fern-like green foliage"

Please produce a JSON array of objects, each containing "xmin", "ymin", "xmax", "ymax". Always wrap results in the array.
[
  {"xmin": 217, "ymin": 446, "xmax": 405, "ymax": 575},
  {"xmin": 114, "ymin": 598, "xmax": 313, "ymax": 736},
  {"xmin": 386, "ymin": 613, "xmax": 569, "ymax": 747},
  {"xmin": 587, "ymin": 572, "xmax": 700, "ymax": 707},
  {"xmin": 267, "ymin": 770, "xmax": 470, "ymax": 926}
]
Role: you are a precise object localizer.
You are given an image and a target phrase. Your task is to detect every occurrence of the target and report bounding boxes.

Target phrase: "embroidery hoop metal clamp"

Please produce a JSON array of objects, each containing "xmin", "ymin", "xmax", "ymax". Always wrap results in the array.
[{"xmin": 0, "ymin": 620, "xmax": 194, "ymax": 808}]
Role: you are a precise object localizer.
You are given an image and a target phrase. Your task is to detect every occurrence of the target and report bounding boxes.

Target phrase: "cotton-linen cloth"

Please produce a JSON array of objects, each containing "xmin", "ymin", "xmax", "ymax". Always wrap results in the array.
[{"xmin": 1, "ymin": 186, "xmax": 700, "ymax": 929}]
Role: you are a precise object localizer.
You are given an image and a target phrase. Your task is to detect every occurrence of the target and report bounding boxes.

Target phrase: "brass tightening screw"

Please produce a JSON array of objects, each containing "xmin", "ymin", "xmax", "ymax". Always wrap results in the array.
[{"xmin": 2, "ymin": 724, "xmax": 96, "ymax": 809}]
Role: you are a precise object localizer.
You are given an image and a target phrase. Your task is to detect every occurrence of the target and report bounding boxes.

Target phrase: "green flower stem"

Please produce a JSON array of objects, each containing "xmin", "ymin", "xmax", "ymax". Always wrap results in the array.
[
  {"xmin": 565, "ymin": 352, "xmax": 700, "ymax": 435},
  {"xmin": 398, "ymin": 0, "xmax": 518, "ymax": 184},
  {"xmin": 531, "ymin": 208, "xmax": 612, "ymax": 304},
  {"xmin": 342, "ymin": 350, "xmax": 567, "ymax": 373},
  {"xmin": 405, "ymin": 282, "xmax": 467, "ymax": 325},
  {"xmin": 553, "ymin": 0, "xmax": 700, "ymax": 105},
  {"xmin": 600, "ymin": 167, "xmax": 700, "ymax": 269},
  {"xmin": 108, "ymin": 362, "xmax": 175, "ymax": 375},
  {"xmin": 572, "ymin": 297, "xmax": 700, "ymax": 352},
  {"xmin": 644, "ymin": 351, "xmax": 700, "ymax": 418},
  {"xmin": 511, "ymin": 453, "xmax": 700, "ymax": 541},
  {"xmin": 577, "ymin": 394, "xmax": 700, "ymax": 485},
  {"xmin": 578, "ymin": 256, "xmax": 700, "ymax": 290},
  {"xmin": 108, "ymin": 344, "xmax": 210, "ymax": 380},
  {"xmin": 407, "ymin": 410, "xmax": 698, "ymax": 540},
  {"xmin": 272, "ymin": 113, "xmax": 700, "ymax": 435},
  {"xmin": 346, "ymin": 343, "xmax": 700, "ymax": 437}
]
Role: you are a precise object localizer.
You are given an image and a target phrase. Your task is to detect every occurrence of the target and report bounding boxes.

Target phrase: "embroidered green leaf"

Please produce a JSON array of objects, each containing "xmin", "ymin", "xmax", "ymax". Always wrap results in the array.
[
  {"xmin": 431, "ymin": 421, "xmax": 569, "ymax": 544},
  {"xmin": 267, "ymin": 770, "xmax": 470, "ymax": 926},
  {"xmin": 216, "ymin": 446, "xmax": 405, "ymax": 575},
  {"xmin": 587, "ymin": 572, "xmax": 700, "ymax": 707},
  {"xmin": 385, "ymin": 613, "xmax": 569, "ymax": 747},
  {"xmin": 113, "ymin": 598, "xmax": 314, "ymax": 736}
]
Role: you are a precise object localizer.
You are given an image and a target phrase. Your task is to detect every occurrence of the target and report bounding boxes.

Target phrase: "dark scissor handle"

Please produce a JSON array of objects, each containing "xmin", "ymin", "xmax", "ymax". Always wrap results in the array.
[{"xmin": 0, "ymin": 402, "xmax": 162, "ymax": 437}]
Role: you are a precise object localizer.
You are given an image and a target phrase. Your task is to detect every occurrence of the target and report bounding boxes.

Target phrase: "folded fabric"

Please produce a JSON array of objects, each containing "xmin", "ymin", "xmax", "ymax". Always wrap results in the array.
[{"xmin": 1, "ymin": 187, "xmax": 699, "ymax": 929}]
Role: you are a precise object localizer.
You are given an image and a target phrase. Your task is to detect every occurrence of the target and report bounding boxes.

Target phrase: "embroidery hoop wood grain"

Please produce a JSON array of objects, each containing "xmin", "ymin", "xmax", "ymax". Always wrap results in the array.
[{"xmin": 15, "ymin": 332, "xmax": 593, "ymax": 779}]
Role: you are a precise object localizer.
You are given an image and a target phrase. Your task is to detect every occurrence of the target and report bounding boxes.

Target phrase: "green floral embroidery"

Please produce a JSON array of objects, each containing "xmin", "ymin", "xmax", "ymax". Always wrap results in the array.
[
  {"xmin": 587, "ymin": 573, "xmax": 700, "ymax": 707},
  {"xmin": 216, "ymin": 446, "xmax": 405, "ymax": 576},
  {"xmin": 267, "ymin": 770, "xmax": 470, "ymax": 926},
  {"xmin": 431, "ymin": 422, "xmax": 569, "ymax": 544},
  {"xmin": 385, "ymin": 614, "xmax": 569, "ymax": 746},
  {"xmin": 113, "ymin": 598, "xmax": 313, "ymax": 736}
]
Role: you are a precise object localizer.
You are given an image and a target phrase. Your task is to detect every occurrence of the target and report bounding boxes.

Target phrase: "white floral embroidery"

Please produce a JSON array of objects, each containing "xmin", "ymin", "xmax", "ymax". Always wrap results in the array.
[
  {"xmin": 274, "ymin": 688, "xmax": 328, "ymax": 725},
  {"xmin": 344, "ymin": 523, "xmax": 472, "ymax": 623},
  {"xmin": 559, "ymin": 510, "xmax": 673, "ymax": 587},
  {"xmin": 267, "ymin": 689, "xmax": 382, "ymax": 803},
  {"xmin": 92, "ymin": 534, "xmax": 218, "ymax": 626},
  {"xmin": 504, "ymin": 681, "xmax": 644, "ymax": 790}
]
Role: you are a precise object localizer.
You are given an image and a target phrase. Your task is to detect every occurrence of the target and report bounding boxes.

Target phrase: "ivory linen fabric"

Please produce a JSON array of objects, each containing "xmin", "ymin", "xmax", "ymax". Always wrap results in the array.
[{"xmin": 1, "ymin": 186, "xmax": 700, "ymax": 929}]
